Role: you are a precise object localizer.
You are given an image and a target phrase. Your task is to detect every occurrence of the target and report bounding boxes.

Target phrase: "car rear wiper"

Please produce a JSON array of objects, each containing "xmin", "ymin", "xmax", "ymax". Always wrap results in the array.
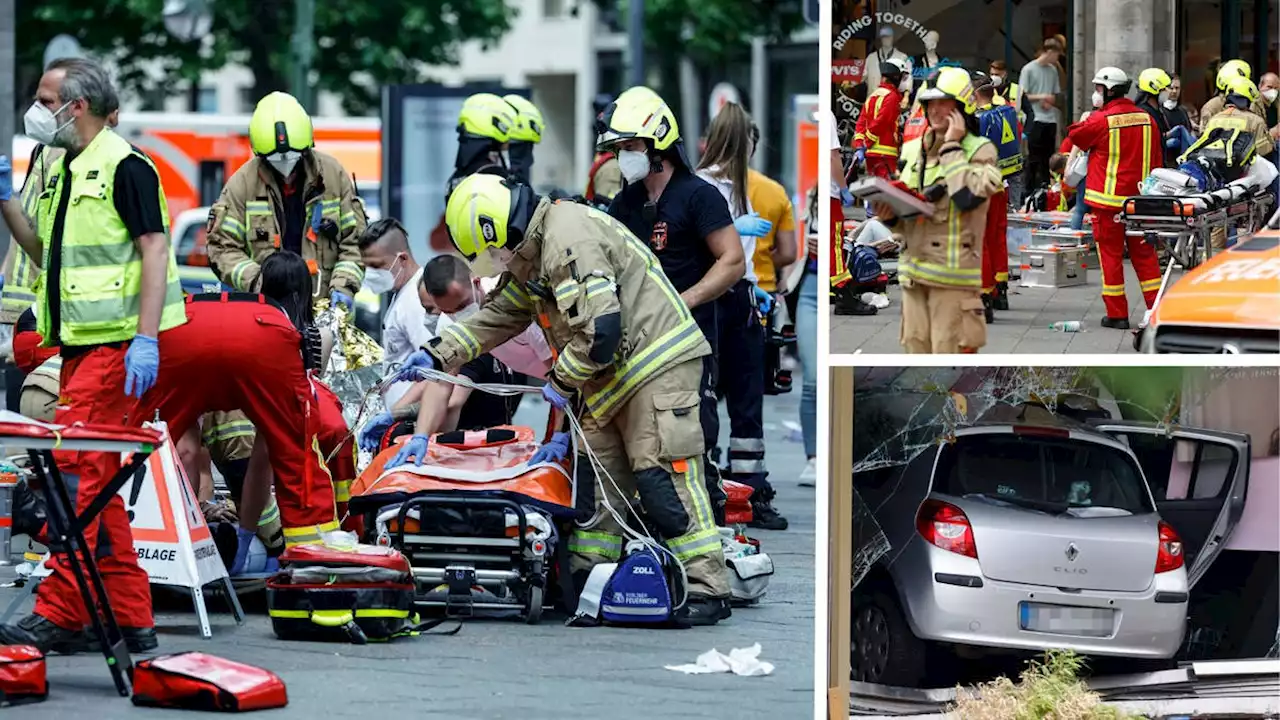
[{"xmin": 965, "ymin": 493, "xmax": 1069, "ymax": 514}]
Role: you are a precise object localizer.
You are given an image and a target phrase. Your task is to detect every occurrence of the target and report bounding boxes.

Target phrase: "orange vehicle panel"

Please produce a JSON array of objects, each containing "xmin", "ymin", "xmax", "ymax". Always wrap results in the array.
[
  {"xmin": 351, "ymin": 426, "xmax": 574, "ymax": 511},
  {"xmin": 1152, "ymin": 235, "xmax": 1280, "ymax": 329}
]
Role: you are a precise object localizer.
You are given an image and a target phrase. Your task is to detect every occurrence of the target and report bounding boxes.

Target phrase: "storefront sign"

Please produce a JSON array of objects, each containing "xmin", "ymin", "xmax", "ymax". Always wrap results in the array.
[
  {"xmin": 912, "ymin": 59, "xmax": 963, "ymax": 79},
  {"xmin": 833, "ymin": 12, "xmax": 933, "ymax": 52},
  {"xmin": 833, "ymin": 59, "xmax": 865, "ymax": 84}
]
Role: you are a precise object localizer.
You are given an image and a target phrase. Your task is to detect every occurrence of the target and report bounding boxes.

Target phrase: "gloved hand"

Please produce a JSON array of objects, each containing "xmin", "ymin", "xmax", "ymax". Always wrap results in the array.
[
  {"xmin": 752, "ymin": 285, "xmax": 775, "ymax": 315},
  {"xmin": 330, "ymin": 290, "xmax": 354, "ymax": 311},
  {"xmin": 0, "ymin": 155, "xmax": 11, "ymax": 202},
  {"xmin": 733, "ymin": 212, "xmax": 773, "ymax": 238},
  {"xmin": 530, "ymin": 432, "xmax": 571, "ymax": 464},
  {"xmin": 230, "ymin": 526, "xmax": 256, "ymax": 576},
  {"xmin": 388, "ymin": 434, "xmax": 430, "ymax": 467},
  {"xmin": 393, "ymin": 349, "xmax": 435, "ymax": 384},
  {"xmin": 358, "ymin": 411, "xmax": 395, "ymax": 453},
  {"xmin": 124, "ymin": 334, "xmax": 160, "ymax": 398},
  {"xmin": 839, "ymin": 187, "xmax": 856, "ymax": 207},
  {"xmin": 853, "ymin": 148, "xmax": 867, "ymax": 165},
  {"xmin": 542, "ymin": 382, "xmax": 571, "ymax": 410}
]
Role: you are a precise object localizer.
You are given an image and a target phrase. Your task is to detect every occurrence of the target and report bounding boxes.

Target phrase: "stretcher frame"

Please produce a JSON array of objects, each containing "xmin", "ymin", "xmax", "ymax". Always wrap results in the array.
[{"xmin": 0, "ymin": 418, "xmax": 166, "ymax": 697}]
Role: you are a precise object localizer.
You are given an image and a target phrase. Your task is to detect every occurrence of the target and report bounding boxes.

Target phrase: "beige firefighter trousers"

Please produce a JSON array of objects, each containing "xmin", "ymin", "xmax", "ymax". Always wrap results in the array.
[
  {"xmin": 900, "ymin": 280, "xmax": 988, "ymax": 354},
  {"xmin": 569, "ymin": 358, "xmax": 731, "ymax": 599}
]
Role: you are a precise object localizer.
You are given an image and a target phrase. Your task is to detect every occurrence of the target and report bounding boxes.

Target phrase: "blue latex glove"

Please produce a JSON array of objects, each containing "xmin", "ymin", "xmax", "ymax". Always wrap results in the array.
[
  {"xmin": 752, "ymin": 285, "xmax": 774, "ymax": 315},
  {"xmin": 840, "ymin": 187, "xmax": 856, "ymax": 207},
  {"xmin": 358, "ymin": 411, "xmax": 395, "ymax": 453},
  {"xmin": 392, "ymin": 349, "xmax": 435, "ymax": 384},
  {"xmin": 389, "ymin": 434, "xmax": 430, "ymax": 467},
  {"xmin": 853, "ymin": 148, "xmax": 866, "ymax": 165},
  {"xmin": 542, "ymin": 382, "xmax": 571, "ymax": 410},
  {"xmin": 0, "ymin": 156, "xmax": 11, "ymax": 202},
  {"xmin": 530, "ymin": 432, "xmax": 571, "ymax": 464},
  {"xmin": 230, "ymin": 526, "xmax": 256, "ymax": 576},
  {"xmin": 124, "ymin": 335, "xmax": 160, "ymax": 398},
  {"xmin": 330, "ymin": 290, "xmax": 354, "ymax": 311},
  {"xmin": 733, "ymin": 212, "xmax": 773, "ymax": 238}
]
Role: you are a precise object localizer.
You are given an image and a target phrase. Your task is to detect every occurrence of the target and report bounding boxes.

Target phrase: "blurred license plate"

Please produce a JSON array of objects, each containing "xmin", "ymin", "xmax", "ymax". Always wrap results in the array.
[{"xmin": 1019, "ymin": 602, "xmax": 1114, "ymax": 638}]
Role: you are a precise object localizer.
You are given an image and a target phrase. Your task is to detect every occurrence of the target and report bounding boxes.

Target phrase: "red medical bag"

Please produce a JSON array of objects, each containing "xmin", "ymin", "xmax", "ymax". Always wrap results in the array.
[
  {"xmin": 723, "ymin": 480, "xmax": 755, "ymax": 525},
  {"xmin": 132, "ymin": 652, "xmax": 287, "ymax": 711},
  {"xmin": 0, "ymin": 645, "xmax": 47, "ymax": 707}
]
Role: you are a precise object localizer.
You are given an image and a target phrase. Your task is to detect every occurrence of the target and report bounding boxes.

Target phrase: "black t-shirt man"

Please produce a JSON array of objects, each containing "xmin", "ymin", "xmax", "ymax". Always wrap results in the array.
[
  {"xmin": 46, "ymin": 149, "xmax": 167, "ymax": 358},
  {"xmin": 456, "ymin": 355, "xmax": 523, "ymax": 431},
  {"xmin": 606, "ymin": 169, "xmax": 734, "ymax": 338}
]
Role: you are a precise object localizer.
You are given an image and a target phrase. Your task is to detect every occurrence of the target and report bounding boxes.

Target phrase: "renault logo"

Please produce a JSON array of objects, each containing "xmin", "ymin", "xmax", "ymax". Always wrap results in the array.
[{"xmin": 1065, "ymin": 543, "xmax": 1080, "ymax": 562}]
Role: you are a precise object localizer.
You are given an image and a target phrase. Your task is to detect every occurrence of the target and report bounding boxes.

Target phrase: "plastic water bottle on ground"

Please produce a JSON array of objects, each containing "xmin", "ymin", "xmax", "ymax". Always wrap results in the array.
[{"xmin": 1049, "ymin": 320, "xmax": 1082, "ymax": 332}]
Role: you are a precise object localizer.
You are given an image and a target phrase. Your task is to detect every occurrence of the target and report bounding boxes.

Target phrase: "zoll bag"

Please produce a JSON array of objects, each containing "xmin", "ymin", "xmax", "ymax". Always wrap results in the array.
[
  {"xmin": 267, "ymin": 543, "xmax": 459, "ymax": 643},
  {"xmin": 0, "ymin": 645, "xmax": 47, "ymax": 707},
  {"xmin": 131, "ymin": 652, "xmax": 288, "ymax": 711}
]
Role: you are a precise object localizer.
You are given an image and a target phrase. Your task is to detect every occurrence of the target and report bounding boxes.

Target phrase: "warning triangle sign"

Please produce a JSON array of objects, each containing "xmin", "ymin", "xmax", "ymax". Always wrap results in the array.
[{"xmin": 1001, "ymin": 117, "xmax": 1016, "ymax": 144}]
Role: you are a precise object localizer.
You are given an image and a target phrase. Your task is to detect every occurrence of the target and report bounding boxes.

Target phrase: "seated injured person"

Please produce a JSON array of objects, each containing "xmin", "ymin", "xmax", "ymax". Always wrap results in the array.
[{"xmin": 357, "ymin": 254, "xmax": 554, "ymax": 455}]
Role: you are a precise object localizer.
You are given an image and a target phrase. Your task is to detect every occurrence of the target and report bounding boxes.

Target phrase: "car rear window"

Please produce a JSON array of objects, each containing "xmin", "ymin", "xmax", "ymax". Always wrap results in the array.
[{"xmin": 935, "ymin": 433, "xmax": 1155, "ymax": 515}]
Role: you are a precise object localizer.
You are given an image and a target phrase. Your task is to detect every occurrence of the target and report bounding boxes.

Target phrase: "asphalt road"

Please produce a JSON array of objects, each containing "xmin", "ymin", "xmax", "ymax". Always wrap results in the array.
[{"xmin": 1, "ymin": 392, "xmax": 816, "ymax": 719}]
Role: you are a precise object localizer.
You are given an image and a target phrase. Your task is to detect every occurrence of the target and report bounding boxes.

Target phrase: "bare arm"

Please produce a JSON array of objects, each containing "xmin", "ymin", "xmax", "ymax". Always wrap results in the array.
[
  {"xmin": 1, "ymin": 198, "xmax": 41, "ymax": 269},
  {"xmin": 772, "ymin": 228, "xmax": 797, "ymax": 270},
  {"xmin": 680, "ymin": 225, "xmax": 745, "ymax": 309},
  {"xmin": 136, "ymin": 232, "xmax": 169, "ymax": 337},
  {"xmin": 830, "ymin": 148, "xmax": 845, "ymax": 187}
]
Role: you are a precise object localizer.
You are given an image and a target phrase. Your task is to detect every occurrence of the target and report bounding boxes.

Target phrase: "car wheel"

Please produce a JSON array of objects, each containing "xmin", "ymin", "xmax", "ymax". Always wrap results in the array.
[{"xmin": 851, "ymin": 590, "xmax": 927, "ymax": 686}]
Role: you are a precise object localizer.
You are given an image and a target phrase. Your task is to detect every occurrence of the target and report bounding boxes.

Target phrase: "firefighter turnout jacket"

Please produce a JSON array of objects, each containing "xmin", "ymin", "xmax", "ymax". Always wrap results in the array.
[
  {"xmin": 424, "ymin": 199, "xmax": 711, "ymax": 425},
  {"xmin": 894, "ymin": 131, "xmax": 1003, "ymax": 290},
  {"xmin": 1062, "ymin": 97, "xmax": 1163, "ymax": 210},
  {"xmin": 33, "ymin": 129, "xmax": 187, "ymax": 347},
  {"xmin": 978, "ymin": 103, "xmax": 1024, "ymax": 177},
  {"xmin": 2, "ymin": 145, "xmax": 64, "ymax": 324},
  {"xmin": 854, "ymin": 83, "xmax": 905, "ymax": 159},
  {"xmin": 1200, "ymin": 94, "xmax": 1269, "ymax": 128},
  {"xmin": 1182, "ymin": 105, "xmax": 1276, "ymax": 161},
  {"xmin": 207, "ymin": 151, "xmax": 366, "ymax": 297}
]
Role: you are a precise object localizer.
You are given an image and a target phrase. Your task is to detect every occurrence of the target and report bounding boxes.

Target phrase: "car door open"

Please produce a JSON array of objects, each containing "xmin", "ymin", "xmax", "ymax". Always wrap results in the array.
[{"xmin": 1090, "ymin": 421, "xmax": 1251, "ymax": 588}]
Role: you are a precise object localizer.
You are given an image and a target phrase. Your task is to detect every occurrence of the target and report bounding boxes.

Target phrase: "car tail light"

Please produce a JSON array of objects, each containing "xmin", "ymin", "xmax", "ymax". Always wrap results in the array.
[
  {"xmin": 916, "ymin": 499, "xmax": 978, "ymax": 559},
  {"xmin": 1012, "ymin": 425, "xmax": 1070, "ymax": 438},
  {"xmin": 1156, "ymin": 521, "xmax": 1185, "ymax": 573}
]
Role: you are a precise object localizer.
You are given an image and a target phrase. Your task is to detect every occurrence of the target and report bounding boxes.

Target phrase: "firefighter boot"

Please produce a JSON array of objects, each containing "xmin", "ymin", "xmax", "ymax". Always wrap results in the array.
[
  {"xmin": 833, "ymin": 286, "xmax": 878, "ymax": 316},
  {"xmin": 1101, "ymin": 316, "xmax": 1131, "ymax": 330},
  {"xmin": 982, "ymin": 294, "xmax": 995, "ymax": 324},
  {"xmin": 678, "ymin": 595, "xmax": 733, "ymax": 627},
  {"xmin": 994, "ymin": 281, "xmax": 1011, "ymax": 311}
]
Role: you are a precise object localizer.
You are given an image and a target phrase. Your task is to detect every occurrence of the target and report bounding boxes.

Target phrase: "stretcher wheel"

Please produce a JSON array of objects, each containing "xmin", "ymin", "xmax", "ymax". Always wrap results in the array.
[{"xmin": 523, "ymin": 586, "xmax": 543, "ymax": 625}]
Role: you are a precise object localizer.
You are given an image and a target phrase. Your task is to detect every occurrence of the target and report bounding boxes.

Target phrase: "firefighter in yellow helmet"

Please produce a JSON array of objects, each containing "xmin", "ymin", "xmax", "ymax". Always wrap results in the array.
[
  {"xmin": 1134, "ymin": 68, "xmax": 1175, "ymax": 166},
  {"xmin": 206, "ymin": 91, "xmax": 366, "ymax": 306},
  {"xmin": 503, "ymin": 94, "xmax": 544, "ymax": 185},
  {"xmin": 871, "ymin": 67, "xmax": 1003, "ymax": 353},
  {"xmin": 447, "ymin": 92, "xmax": 518, "ymax": 197},
  {"xmin": 1201, "ymin": 60, "xmax": 1266, "ymax": 126},
  {"xmin": 391, "ymin": 173, "xmax": 733, "ymax": 626}
]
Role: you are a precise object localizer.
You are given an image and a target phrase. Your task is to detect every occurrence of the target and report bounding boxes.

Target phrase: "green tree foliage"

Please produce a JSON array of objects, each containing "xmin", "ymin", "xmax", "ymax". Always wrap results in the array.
[
  {"xmin": 17, "ymin": 0, "xmax": 514, "ymax": 114},
  {"xmin": 606, "ymin": 0, "xmax": 804, "ymax": 63}
]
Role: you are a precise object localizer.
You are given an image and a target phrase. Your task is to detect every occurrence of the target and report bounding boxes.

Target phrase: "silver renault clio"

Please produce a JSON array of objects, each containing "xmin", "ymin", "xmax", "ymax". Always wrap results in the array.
[{"xmin": 853, "ymin": 410, "xmax": 1250, "ymax": 686}]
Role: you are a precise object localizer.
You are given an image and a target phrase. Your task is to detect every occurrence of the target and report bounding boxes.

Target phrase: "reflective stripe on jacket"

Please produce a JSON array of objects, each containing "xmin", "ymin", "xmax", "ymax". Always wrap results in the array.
[
  {"xmin": 206, "ymin": 151, "xmax": 366, "ymax": 297},
  {"xmin": 854, "ymin": 84, "xmax": 905, "ymax": 158},
  {"xmin": 1066, "ymin": 99, "xmax": 1162, "ymax": 210},
  {"xmin": 34, "ymin": 129, "xmax": 187, "ymax": 347},
  {"xmin": 896, "ymin": 132, "xmax": 1003, "ymax": 290},
  {"xmin": 425, "ymin": 199, "xmax": 710, "ymax": 424},
  {"xmin": 0, "ymin": 146, "xmax": 64, "ymax": 324}
]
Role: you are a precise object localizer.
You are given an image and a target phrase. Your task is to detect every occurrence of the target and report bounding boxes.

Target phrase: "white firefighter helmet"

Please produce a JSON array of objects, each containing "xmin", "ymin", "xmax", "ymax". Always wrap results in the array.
[
  {"xmin": 882, "ymin": 57, "xmax": 910, "ymax": 76},
  {"xmin": 1092, "ymin": 67, "xmax": 1130, "ymax": 89}
]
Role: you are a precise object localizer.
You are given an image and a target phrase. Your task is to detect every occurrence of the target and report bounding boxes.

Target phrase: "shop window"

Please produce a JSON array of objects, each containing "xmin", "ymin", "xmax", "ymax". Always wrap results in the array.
[{"xmin": 197, "ymin": 86, "xmax": 218, "ymax": 114}]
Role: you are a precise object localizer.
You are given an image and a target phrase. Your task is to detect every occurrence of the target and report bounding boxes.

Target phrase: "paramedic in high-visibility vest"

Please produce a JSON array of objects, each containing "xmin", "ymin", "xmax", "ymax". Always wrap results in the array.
[
  {"xmin": 869, "ymin": 68, "xmax": 1002, "ymax": 354},
  {"xmin": 974, "ymin": 75, "xmax": 1022, "ymax": 318},
  {"xmin": 0, "ymin": 58, "xmax": 187, "ymax": 653},
  {"xmin": 853, "ymin": 57, "xmax": 910, "ymax": 179},
  {"xmin": 585, "ymin": 94, "xmax": 624, "ymax": 206},
  {"xmin": 1060, "ymin": 67, "xmax": 1163, "ymax": 329},
  {"xmin": 392, "ymin": 173, "xmax": 733, "ymax": 626}
]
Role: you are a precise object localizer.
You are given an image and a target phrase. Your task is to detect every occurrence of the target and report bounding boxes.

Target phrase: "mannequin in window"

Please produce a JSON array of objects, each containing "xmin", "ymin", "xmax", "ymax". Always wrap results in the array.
[
  {"xmin": 864, "ymin": 26, "xmax": 912, "ymax": 93},
  {"xmin": 917, "ymin": 31, "xmax": 941, "ymax": 75}
]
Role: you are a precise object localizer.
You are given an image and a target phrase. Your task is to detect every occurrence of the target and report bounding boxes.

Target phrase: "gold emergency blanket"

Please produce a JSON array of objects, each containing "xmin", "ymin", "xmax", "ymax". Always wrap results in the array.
[{"xmin": 314, "ymin": 299, "xmax": 387, "ymax": 432}]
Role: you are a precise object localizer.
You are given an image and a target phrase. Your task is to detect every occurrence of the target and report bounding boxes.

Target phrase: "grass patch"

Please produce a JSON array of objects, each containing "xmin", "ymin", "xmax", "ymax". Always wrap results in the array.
[{"xmin": 950, "ymin": 650, "xmax": 1131, "ymax": 720}]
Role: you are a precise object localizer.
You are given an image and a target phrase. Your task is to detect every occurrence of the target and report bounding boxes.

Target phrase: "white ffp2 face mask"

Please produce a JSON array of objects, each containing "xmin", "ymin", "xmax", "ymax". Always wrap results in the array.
[
  {"xmin": 24, "ymin": 101, "xmax": 74, "ymax": 146},
  {"xmin": 617, "ymin": 150, "xmax": 651, "ymax": 184},
  {"xmin": 1266, "ymin": 89, "xmax": 1279, "ymax": 103},
  {"xmin": 1091, "ymin": 91, "xmax": 1104, "ymax": 109},
  {"xmin": 266, "ymin": 150, "xmax": 302, "ymax": 178},
  {"xmin": 364, "ymin": 268, "xmax": 395, "ymax": 294},
  {"xmin": 1163, "ymin": 98, "xmax": 1178, "ymax": 110}
]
